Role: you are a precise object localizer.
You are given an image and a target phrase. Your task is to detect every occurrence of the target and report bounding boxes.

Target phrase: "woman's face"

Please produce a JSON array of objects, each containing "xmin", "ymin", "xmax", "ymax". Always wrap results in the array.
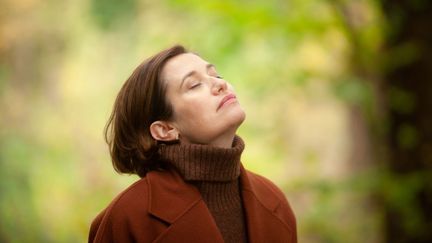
[{"xmin": 161, "ymin": 53, "xmax": 246, "ymax": 146}]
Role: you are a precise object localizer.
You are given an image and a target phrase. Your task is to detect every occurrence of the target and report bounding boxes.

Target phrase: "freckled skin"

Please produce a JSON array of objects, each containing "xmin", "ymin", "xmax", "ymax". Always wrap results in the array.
[{"xmin": 161, "ymin": 53, "xmax": 246, "ymax": 148}]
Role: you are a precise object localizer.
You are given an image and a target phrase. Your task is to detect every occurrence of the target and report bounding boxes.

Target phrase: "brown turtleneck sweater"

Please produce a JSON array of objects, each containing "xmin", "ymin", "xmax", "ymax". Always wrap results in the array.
[{"xmin": 158, "ymin": 136, "xmax": 247, "ymax": 243}]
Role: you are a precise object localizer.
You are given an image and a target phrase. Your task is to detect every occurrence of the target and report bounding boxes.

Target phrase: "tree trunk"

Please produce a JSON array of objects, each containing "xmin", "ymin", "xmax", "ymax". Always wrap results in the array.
[{"xmin": 381, "ymin": 0, "xmax": 432, "ymax": 242}]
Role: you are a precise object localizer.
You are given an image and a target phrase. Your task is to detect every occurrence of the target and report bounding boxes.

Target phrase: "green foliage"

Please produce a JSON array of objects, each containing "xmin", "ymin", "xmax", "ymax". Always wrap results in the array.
[
  {"xmin": 334, "ymin": 77, "xmax": 373, "ymax": 107},
  {"xmin": 396, "ymin": 123, "xmax": 419, "ymax": 149},
  {"xmin": 0, "ymin": 135, "xmax": 47, "ymax": 242},
  {"xmin": 90, "ymin": 0, "xmax": 138, "ymax": 30},
  {"xmin": 389, "ymin": 86, "xmax": 416, "ymax": 114}
]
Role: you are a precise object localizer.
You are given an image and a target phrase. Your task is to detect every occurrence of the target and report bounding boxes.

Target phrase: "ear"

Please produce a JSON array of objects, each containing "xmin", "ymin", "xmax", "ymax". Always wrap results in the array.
[{"xmin": 150, "ymin": 121, "xmax": 179, "ymax": 142}]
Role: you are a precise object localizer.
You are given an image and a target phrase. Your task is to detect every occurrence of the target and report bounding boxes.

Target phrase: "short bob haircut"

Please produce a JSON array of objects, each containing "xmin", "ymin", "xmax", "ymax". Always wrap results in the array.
[{"xmin": 105, "ymin": 45, "xmax": 187, "ymax": 177}]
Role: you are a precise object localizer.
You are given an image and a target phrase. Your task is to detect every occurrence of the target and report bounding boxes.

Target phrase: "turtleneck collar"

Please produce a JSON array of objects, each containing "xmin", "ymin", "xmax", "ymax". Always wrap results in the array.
[{"xmin": 158, "ymin": 136, "xmax": 245, "ymax": 182}]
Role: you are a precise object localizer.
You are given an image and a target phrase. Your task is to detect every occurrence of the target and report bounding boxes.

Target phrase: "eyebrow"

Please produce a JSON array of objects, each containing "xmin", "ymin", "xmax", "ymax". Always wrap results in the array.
[{"xmin": 179, "ymin": 63, "xmax": 215, "ymax": 89}]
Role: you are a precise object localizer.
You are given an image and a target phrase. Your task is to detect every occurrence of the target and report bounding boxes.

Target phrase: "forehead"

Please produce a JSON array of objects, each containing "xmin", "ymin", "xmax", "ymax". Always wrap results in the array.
[{"xmin": 162, "ymin": 53, "xmax": 208, "ymax": 81}]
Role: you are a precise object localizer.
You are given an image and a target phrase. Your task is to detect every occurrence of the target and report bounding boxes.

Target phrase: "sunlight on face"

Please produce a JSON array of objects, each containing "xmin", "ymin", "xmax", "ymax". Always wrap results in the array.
[{"xmin": 161, "ymin": 53, "xmax": 246, "ymax": 146}]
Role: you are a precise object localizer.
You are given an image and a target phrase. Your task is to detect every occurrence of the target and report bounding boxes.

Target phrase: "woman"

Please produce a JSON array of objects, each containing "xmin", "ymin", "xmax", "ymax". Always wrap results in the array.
[{"xmin": 89, "ymin": 45, "xmax": 297, "ymax": 243}]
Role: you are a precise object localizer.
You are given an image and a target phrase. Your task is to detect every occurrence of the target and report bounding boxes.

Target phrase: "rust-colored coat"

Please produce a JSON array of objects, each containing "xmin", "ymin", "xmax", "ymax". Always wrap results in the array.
[{"xmin": 89, "ymin": 166, "xmax": 297, "ymax": 243}]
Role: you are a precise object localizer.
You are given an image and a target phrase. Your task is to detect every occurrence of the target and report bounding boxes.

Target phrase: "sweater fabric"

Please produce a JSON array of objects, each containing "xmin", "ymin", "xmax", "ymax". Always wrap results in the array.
[{"xmin": 158, "ymin": 136, "xmax": 247, "ymax": 243}]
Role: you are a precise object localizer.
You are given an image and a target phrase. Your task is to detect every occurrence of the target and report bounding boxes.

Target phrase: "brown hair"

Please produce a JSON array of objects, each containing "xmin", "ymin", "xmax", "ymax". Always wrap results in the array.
[{"xmin": 104, "ymin": 45, "xmax": 187, "ymax": 177}]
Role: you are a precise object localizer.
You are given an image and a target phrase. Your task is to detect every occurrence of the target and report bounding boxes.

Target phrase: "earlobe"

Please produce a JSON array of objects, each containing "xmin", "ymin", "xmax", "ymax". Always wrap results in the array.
[{"xmin": 150, "ymin": 121, "xmax": 179, "ymax": 142}]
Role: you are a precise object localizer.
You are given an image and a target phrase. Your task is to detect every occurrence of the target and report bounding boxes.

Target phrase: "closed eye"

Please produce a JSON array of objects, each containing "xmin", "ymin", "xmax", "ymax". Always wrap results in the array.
[{"xmin": 190, "ymin": 82, "xmax": 202, "ymax": 89}]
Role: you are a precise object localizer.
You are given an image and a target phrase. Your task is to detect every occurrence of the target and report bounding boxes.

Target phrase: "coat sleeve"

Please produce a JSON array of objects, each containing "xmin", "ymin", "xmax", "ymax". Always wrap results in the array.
[{"xmin": 88, "ymin": 209, "xmax": 106, "ymax": 243}]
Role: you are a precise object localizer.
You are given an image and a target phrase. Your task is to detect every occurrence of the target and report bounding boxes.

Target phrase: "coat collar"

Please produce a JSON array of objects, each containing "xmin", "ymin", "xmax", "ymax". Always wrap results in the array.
[
  {"xmin": 147, "ymin": 166, "xmax": 281, "ymax": 223},
  {"xmin": 147, "ymin": 169, "xmax": 202, "ymax": 224},
  {"xmin": 239, "ymin": 165, "xmax": 281, "ymax": 211},
  {"xmin": 147, "ymin": 169, "xmax": 224, "ymax": 242},
  {"xmin": 146, "ymin": 166, "xmax": 292, "ymax": 243},
  {"xmin": 239, "ymin": 166, "xmax": 294, "ymax": 242}
]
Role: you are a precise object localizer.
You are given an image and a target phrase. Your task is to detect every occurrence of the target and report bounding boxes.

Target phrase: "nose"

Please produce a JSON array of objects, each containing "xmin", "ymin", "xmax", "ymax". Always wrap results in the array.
[{"xmin": 211, "ymin": 77, "xmax": 228, "ymax": 95}]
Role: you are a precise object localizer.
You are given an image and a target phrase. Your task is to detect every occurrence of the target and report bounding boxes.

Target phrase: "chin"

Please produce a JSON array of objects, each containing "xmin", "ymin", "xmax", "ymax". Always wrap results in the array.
[
  {"xmin": 228, "ymin": 107, "xmax": 246, "ymax": 129},
  {"xmin": 236, "ymin": 109, "xmax": 246, "ymax": 125}
]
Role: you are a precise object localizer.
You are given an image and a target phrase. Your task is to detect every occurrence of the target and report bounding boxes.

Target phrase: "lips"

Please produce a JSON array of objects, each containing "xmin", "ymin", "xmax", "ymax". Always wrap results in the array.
[{"xmin": 217, "ymin": 93, "xmax": 237, "ymax": 110}]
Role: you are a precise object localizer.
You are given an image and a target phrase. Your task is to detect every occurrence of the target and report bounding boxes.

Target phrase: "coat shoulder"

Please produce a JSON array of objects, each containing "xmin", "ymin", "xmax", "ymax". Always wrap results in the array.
[
  {"xmin": 88, "ymin": 177, "xmax": 165, "ymax": 243},
  {"xmin": 245, "ymin": 170, "xmax": 288, "ymax": 201},
  {"xmin": 97, "ymin": 177, "xmax": 150, "ymax": 220}
]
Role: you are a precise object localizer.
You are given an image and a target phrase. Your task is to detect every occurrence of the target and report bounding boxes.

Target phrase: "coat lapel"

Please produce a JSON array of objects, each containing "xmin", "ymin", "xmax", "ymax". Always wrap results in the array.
[
  {"xmin": 240, "ymin": 166, "xmax": 295, "ymax": 243},
  {"xmin": 147, "ymin": 170, "xmax": 224, "ymax": 243},
  {"xmin": 146, "ymin": 167, "xmax": 294, "ymax": 243}
]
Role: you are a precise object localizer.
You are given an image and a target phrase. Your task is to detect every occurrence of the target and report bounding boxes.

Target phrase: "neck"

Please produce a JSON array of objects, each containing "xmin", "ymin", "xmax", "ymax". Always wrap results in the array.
[
  {"xmin": 208, "ymin": 133, "xmax": 236, "ymax": 148},
  {"xmin": 180, "ymin": 129, "xmax": 237, "ymax": 148}
]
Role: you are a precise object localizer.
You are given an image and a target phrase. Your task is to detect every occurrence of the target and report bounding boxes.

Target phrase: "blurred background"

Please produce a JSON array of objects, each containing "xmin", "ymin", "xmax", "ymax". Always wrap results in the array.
[{"xmin": 1, "ymin": 0, "xmax": 431, "ymax": 242}]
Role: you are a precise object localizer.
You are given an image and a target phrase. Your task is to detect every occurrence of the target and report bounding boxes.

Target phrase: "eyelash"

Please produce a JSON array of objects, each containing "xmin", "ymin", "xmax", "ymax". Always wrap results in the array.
[
  {"xmin": 188, "ymin": 75, "xmax": 223, "ymax": 90},
  {"xmin": 190, "ymin": 82, "xmax": 202, "ymax": 89}
]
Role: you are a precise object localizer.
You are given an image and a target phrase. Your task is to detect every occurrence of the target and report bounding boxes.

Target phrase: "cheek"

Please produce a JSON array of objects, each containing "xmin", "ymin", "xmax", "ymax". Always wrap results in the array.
[{"xmin": 173, "ymin": 99, "xmax": 213, "ymax": 127}]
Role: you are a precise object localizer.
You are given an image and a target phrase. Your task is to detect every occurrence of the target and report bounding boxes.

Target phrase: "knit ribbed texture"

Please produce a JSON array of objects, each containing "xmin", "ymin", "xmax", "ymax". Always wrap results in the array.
[{"xmin": 158, "ymin": 136, "xmax": 247, "ymax": 243}]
